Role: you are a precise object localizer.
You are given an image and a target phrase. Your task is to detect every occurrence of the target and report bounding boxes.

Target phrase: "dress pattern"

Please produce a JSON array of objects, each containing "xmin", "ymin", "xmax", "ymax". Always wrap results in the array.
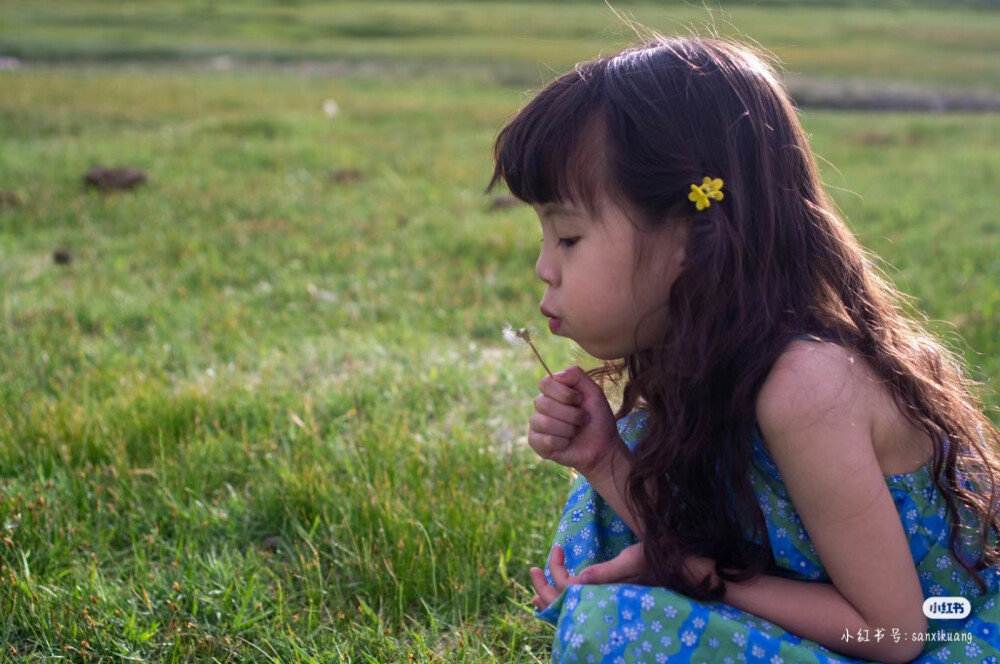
[{"xmin": 536, "ymin": 412, "xmax": 1000, "ymax": 663}]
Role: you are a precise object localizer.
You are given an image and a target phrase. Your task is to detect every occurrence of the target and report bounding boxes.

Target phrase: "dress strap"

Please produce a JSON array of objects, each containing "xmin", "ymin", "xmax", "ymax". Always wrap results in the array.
[{"xmin": 750, "ymin": 424, "xmax": 784, "ymax": 483}]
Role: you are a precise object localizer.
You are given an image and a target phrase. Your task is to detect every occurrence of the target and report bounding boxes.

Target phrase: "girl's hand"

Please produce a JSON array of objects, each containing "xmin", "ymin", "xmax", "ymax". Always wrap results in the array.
[
  {"xmin": 528, "ymin": 545, "xmax": 582, "ymax": 611},
  {"xmin": 577, "ymin": 543, "xmax": 650, "ymax": 585},
  {"xmin": 529, "ymin": 544, "xmax": 650, "ymax": 611},
  {"xmin": 528, "ymin": 366, "xmax": 621, "ymax": 478},
  {"xmin": 530, "ymin": 545, "xmax": 719, "ymax": 611}
]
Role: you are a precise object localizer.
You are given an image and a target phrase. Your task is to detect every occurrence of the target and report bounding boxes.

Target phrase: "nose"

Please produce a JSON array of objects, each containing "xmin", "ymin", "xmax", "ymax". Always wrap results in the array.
[{"xmin": 535, "ymin": 245, "xmax": 558, "ymax": 287}]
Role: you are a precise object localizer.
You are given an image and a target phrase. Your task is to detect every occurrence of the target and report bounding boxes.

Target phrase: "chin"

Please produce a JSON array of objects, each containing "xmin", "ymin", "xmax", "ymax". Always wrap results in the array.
[{"xmin": 578, "ymin": 344, "xmax": 627, "ymax": 362}]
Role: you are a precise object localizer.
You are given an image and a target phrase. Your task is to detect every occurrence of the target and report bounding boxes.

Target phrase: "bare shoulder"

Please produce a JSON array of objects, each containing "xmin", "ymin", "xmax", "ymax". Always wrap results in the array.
[
  {"xmin": 755, "ymin": 339, "xmax": 880, "ymax": 438},
  {"xmin": 756, "ymin": 338, "xmax": 934, "ymax": 475}
]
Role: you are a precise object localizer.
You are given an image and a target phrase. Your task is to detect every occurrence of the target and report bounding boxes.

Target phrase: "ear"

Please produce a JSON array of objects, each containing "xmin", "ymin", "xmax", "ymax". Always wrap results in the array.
[
  {"xmin": 632, "ymin": 217, "xmax": 689, "ymax": 284},
  {"xmin": 667, "ymin": 219, "xmax": 690, "ymax": 270}
]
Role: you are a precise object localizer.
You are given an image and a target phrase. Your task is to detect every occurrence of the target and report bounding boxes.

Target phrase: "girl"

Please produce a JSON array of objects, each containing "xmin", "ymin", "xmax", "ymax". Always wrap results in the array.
[{"xmin": 489, "ymin": 36, "xmax": 1000, "ymax": 663}]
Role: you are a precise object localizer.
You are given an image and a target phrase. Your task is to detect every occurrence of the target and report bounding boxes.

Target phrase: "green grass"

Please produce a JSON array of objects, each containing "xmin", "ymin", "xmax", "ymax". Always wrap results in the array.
[
  {"xmin": 0, "ymin": 68, "xmax": 569, "ymax": 663},
  {"xmin": 1, "ymin": 3, "xmax": 999, "ymax": 662},
  {"xmin": 2, "ymin": 1, "xmax": 1000, "ymax": 91}
]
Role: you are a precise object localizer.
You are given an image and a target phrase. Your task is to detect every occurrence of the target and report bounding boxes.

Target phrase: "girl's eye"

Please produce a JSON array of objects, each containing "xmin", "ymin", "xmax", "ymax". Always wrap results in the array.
[{"xmin": 557, "ymin": 237, "xmax": 580, "ymax": 248}]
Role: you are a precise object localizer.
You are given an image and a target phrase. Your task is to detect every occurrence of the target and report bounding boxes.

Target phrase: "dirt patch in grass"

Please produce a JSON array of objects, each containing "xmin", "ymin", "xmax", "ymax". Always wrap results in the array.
[{"xmin": 787, "ymin": 75, "xmax": 1000, "ymax": 112}]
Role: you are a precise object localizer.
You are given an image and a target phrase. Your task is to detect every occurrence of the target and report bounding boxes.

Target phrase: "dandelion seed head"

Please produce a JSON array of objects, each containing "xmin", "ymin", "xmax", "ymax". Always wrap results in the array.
[
  {"xmin": 502, "ymin": 322, "xmax": 526, "ymax": 347},
  {"xmin": 502, "ymin": 323, "xmax": 553, "ymax": 376}
]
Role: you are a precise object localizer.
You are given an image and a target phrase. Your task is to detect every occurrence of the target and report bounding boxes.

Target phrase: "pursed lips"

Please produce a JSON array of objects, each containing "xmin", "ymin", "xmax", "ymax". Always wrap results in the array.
[{"xmin": 540, "ymin": 306, "xmax": 561, "ymax": 333}]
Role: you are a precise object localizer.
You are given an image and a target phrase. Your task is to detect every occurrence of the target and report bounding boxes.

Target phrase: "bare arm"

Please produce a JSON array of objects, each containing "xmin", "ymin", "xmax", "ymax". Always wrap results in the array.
[
  {"xmin": 742, "ymin": 341, "xmax": 927, "ymax": 662},
  {"xmin": 582, "ymin": 437, "xmax": 642, "ymax": 537},
  {"xmin": 721, "ymin": 569, "xmax": 922, "ymax": 662}
]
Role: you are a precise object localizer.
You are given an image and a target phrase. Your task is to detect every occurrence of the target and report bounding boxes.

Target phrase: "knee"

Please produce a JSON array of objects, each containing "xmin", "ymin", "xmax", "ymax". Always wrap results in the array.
[{"xmin": 551, "ymin": 584, "xmax": 620, "ymax": 661}]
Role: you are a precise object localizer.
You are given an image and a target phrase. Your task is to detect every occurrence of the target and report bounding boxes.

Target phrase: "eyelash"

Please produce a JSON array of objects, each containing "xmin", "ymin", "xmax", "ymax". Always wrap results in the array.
[{"xmin": 539, "ymin": 235, "xmax": 581, "ymax": 248}]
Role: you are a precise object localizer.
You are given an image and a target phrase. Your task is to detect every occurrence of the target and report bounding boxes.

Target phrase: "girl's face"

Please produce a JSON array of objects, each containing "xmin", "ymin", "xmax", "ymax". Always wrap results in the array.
[{"xmin": 534, "ymin": 196, "xmax": 687, "ymax": 360}]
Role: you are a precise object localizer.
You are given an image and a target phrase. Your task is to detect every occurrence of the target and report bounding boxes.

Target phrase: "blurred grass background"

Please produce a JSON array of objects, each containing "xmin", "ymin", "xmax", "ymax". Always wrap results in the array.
[
  {"xmin": 2, "ymin": 1, "xmax": 999, "ymax": 90},
  {"xmin": 1, "ymin": 1, "xmax": 998, "ymax": 661}
]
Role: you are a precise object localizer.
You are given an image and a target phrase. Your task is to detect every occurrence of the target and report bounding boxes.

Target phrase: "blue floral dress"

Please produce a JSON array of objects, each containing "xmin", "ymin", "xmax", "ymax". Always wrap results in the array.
[{"xmin": 536, "ymin": 412, "xmax": 1000, "ymax": 663}]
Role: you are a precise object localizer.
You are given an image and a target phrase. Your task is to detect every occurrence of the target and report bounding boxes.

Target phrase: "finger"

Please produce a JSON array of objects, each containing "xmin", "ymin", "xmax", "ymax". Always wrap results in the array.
[
  {"xmin": 529, "ymin": 411, "xmax": 579, "ymax": 439},
  {"xmin": 579, "ymin": 559, "xmax": 635, "ymax": 585},
  {"xmin": 539, "ymin": 374, "xmax": 582, "ymax": 406},
  {"xmin": 527, "ymin": 430, "xmax": 570, "ymax": 459},
  {"xmin": 529, "ymin": 567, "xmax": 559, "ymax": 608},
  {"xmin": 548, "ymin": 545, "xmax": 577, "ymax": 590},
  {"xmin": 533, "ymin": 395, "xmax": 589, "ymax": 427},
  {"xmin": 579, "ymin": 544, "xmax": 645, "ymax": 584},
  {"xmin": 557, "ymin": 366, "xmax": 606, "ymax": 402}
]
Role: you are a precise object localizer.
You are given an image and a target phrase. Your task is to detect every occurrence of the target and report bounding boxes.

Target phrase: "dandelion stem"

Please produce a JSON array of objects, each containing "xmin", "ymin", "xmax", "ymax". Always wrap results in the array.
[
  {"xmin": 514, "ymin": 327, "xmax": 553, "ymax": 377},
  {"xmin": 526, "ymin": 340, "xmax": 554, "ymax": 377}
]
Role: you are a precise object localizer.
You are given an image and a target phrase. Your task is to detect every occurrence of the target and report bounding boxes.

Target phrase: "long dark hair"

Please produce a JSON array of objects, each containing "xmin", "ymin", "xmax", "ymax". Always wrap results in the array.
[{"xmin": 489, "ymin": 36, "xmax": 1000, "ymax": 600}]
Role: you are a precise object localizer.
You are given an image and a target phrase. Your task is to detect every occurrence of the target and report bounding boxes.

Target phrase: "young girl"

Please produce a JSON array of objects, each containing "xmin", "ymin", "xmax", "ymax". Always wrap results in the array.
[{"xmin": 489, "ymin": 36, "xmax": 1000, "ymax": 663}]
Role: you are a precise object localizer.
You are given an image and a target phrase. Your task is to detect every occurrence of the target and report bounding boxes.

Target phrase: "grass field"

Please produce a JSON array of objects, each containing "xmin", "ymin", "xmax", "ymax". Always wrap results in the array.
[
  {"xmin": 3, "ymin": 1, "xmax": 1000, "ymax": 91},
  {"xmin": 1, "ymin": 2, "xmax": 999, "ymax": 661}
]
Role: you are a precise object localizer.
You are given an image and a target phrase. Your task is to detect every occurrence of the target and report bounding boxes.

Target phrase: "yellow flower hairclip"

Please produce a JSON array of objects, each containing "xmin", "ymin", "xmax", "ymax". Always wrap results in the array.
[{"xmin": 688, "ymin": 177, "xmax": 724, "ymax": 211}]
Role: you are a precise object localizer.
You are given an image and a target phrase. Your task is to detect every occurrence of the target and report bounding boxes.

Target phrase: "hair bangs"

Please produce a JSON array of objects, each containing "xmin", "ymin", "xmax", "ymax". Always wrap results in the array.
[{"xmin": 489, "ymin": 67, "xmax": 610, "ymax": 213}]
